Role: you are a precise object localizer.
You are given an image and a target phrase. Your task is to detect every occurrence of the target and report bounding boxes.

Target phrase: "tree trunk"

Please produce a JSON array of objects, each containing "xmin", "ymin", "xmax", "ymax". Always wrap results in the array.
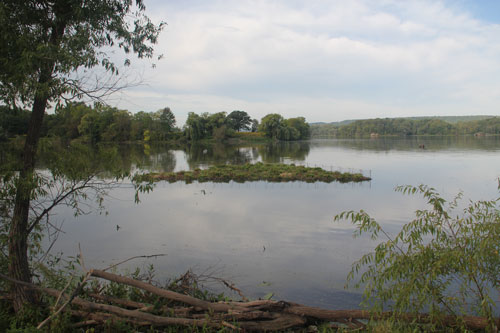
[
  {"xmin": 7, "ymin": 8, "xmax": 67, "ymax": 310},
  {"xmin": 8, "ymin": 80, "xmax": 51, "ymax": 311}
]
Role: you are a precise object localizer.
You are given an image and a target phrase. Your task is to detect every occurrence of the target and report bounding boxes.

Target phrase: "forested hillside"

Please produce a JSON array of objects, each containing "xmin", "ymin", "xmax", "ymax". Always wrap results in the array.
[{"xmin": 311, "ymin": 116, "xmax": 500, "ymax": 137}]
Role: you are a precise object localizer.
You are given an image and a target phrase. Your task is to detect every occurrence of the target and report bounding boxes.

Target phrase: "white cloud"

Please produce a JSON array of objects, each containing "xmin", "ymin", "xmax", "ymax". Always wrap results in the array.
[{"xmin": 114, "ymin": 0, "xmax": 500, "ymax": 122}]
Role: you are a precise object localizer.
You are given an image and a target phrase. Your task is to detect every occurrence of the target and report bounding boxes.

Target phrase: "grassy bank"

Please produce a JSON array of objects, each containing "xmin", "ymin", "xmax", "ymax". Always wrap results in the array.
[{"xmin": 135, "ymin": 162, "xmax": 371, "ymax": 184}]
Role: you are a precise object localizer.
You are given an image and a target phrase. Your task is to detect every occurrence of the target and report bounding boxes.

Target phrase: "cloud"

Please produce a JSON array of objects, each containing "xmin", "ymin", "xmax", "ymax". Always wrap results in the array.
[{"xmin": 115, "ymin": 0, "xmax": 500, "ymax": 122}]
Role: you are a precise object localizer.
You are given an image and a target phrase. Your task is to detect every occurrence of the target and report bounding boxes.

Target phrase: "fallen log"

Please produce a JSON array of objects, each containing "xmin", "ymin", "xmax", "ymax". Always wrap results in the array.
[
  {"xmin": 0, "ymin": 273, "xmax": 222, "ymax": 329},
  {"xmin": 0, "ymin": 271, "xmax": 497, "ymax": 331},
  {"xmin": 90, "ymin": 269, "xmax": 237, "ymax": 312},
  {"xmin": 88, "ymin": 292, "xmax": 151, "ymax": 310},
  {"xmin": 71, "ymin": 310, "xmax": 150, "ymax": 327},
  {"xmin": 63, "ymin": 292, "xmax": 221, "ymax": 328},
  {"xmin": 191, "ymin": 310, "xmax": 276, "ymax": 321},
  {"xmin": 282, "ymin": 303, "xmax": 491, "ymax": 331},
  {"xmin": 237, "ymin": 314, "xmax": 306, "ymax": 331},
  {"xmin": 72, "ymin": 319, "xmax": 99, "ymax": 328}
]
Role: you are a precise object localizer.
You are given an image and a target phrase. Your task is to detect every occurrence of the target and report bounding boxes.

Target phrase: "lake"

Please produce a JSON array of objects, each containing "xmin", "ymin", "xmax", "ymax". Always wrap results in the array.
[{"xmin": 47, "ymin": 136, "xmax": 500, "ymax": 309}]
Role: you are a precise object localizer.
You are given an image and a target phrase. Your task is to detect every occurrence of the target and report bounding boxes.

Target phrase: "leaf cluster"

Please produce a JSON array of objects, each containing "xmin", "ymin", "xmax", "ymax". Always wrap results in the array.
[{"xmin": 0, "ymin": 0, "xmax": 165, "ymax": 107}]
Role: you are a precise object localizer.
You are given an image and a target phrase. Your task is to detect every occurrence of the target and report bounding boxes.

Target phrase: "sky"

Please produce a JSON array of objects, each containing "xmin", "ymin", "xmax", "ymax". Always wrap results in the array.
[{"xmin": 109, "ymin": 0, "xmax": 500, "ymax": 125}]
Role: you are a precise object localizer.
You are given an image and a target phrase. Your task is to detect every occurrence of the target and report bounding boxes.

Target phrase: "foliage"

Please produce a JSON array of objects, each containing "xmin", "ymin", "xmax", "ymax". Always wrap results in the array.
[
  {"xmin": 231, "ymin": 131, "xmax": 267, "ymax": 142},
  {"xmin": 312, "ymin": 116, "xmax": 500, "ymax": 138},
  {"xmin": 259, "ymin": 114, "xmax": 310, "ymax": 140},
  {"xmin": 336, "ymin": 118, "xmax": 455, "ymax": 137},
  {"xmin": 285, "ymin": 117, "xmax": 311, "ymax": 140},
  {"xmin": 135, "ymin": 162, "xmax": 370, "ymax": 184},
  {"xmin": 0, "ymin": 106, "xmax": 32, "ymax": 141},
  {"xmin": 250, "ymin": 119, "xmax": 259, "ymax": 132},
  {"xmin": 226, "ymin": 110, "xmax": 251, "ymax": 132},
  {"xmin": 1, "ymin": 105, "xmax": 313, "ymax": 143},
  {"xmin": 183, "ymin": 111, "xmax": 232, "ymax": 141},
  {"xmin": 0, "ymin": 260, "xmax": 236, "ymax": 332},
  {"xmin": 259, "ymin": 113, "xmax": 284, "ymax": 139},
  {"xmin": 156, "ymin": 107, "xmax": 176, "ymax": 135},
  {"xmin": 309, "ymin": 123, "xmax": 341, "ymax": 138},
  {"xmin": 0, "ymin": 102, "xmax": 181, "ymax": 143},
  {"xmin": 1, "ymin": 0, "xmax": 165, "ymax": 308},
  {"xmin": 335, "ymin": 184, "xmax": 500, "ymax": 330},
  {"xmin": 0, "ymin": 141, "xmax": 127, "ymax": 290},
  {"xmin": 184, "ymin": 112, "xmax": 205, "ymax": 140},
  {"xmin": 0, "ymin": 0, "xmax": 164, "ymax": 107},
  {"xmin": 183, "ymin": 111, "xmax": 310, "ymax": 141}
]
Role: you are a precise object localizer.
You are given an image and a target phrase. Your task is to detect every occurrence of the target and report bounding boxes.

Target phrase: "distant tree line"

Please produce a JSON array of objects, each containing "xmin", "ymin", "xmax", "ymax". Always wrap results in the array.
[
  {"xmin": 0, "ymin": 104, "xmax": 310, "ymax": 143},
  {"xmin": 311, "ymin": 117, "xmax": 500, "ymax": 137},
  {"xmin": 0, "ymin": 103, "xmax": 179, "ymax": 143}
]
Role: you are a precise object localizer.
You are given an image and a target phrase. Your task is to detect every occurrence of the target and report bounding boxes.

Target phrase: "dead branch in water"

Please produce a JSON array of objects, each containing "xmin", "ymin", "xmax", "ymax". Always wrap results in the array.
[{"xmin": 0, "ymin": 271, "xmax": 496, "ymax": 331}]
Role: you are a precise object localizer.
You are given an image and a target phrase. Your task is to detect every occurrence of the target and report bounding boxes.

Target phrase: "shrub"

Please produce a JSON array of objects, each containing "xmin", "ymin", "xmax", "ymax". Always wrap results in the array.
[{"xmin": 335, "ymin": 183, "xmax": 500, "ymax": 330}]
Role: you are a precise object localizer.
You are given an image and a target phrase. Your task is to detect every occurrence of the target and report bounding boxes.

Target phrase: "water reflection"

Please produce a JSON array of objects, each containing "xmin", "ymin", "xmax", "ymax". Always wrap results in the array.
[
  {"xmin": 184, "ymin": 143, "xmax": 255, "ymax": 169},
  {"xmin": 24, "ymin": 137, "xmax": 500, "ymax": 310},
  {"xmin": 258, "ymin": 141, "xmax": 310, "ymax": 163},
  {"xmin": 182, "ymin": 141, "xmax": 311, "ymax": 168},
  {"xmin": 3, "ymin": 137, "xmax": 500, "ymax": 176},
  {"xmin": 36, "ymin": 142, "xmax": 178, "ymax": 175}
]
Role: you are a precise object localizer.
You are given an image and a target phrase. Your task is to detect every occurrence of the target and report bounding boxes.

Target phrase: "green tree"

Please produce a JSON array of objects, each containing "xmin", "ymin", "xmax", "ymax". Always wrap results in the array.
[
  {"xmin": 0, "ymin": 0, "xmax": 163, "ymax": 309},
  {"xmin": 285, "ymin": 117, "xmax": 310, "ymax": 139},
  {"xmin": 251, "ymin": 119, "xmax": 259, "ymax": 132},
  {"xmin": 0, "ymin": 106, "xmax": 31, "ymax": 140},
  {"xmin": 259, "ymin": 113, "xmax": 284, "ymax": 139},
  {"xmin": 207, "ymin": 112, "xmax": 228, "ymax": 137},
  {"xmin": 155, "ymin": 107, "xmax": 176, "ymax": 139},
  {"xmin": 184, "ymin": 112, "xmax": 206, "ymax": 140},
  {"xmin": 227, "ymin": 110, "xmax": 251, "ymax": 132},
  {"xmin": 131, "ymin": 111, "xmax": 154, "ymax": 140},
  {"xmin": 102, "ymin": 109, "xmax": 132, "ymax": 142},
  {"xmin": 183, "ymin": 111, "xmax": 231, "ymax": 140},
  {"xmin": 77, "ymin": 109, "xmax": 101, "ymax": 144},
  {"xmin": 47, "ymin": 102, "xmax": 94, "ymax": 140}
]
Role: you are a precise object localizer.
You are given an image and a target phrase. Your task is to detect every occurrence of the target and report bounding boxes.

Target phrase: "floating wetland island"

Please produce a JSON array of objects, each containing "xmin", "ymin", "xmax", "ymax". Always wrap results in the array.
[{"xmin": 135, "ymin": 162, "xmax": 371, "ymax": 184}]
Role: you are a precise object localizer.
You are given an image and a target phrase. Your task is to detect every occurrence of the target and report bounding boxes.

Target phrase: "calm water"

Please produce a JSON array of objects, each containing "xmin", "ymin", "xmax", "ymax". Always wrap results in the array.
[{"xmin": 48, "ymin": 137, "xmax": 500, "ymax": 309}]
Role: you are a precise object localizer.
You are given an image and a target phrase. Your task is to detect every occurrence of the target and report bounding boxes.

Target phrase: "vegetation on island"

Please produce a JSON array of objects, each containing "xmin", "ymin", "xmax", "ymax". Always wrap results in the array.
[
  {"xmin": 134, "ymin": 162, "xmax": 371, "ymax": 184},
  {"xmin": 183, "ymin": 111, "xmax": 310, "ymax": 141},
  {"xmin": 311, "ymin": 116, "xmax": 500, "ymax": 138}
]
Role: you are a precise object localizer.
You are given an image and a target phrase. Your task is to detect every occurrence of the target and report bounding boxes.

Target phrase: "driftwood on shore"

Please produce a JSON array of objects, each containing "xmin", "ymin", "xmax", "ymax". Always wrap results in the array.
[{"xmin": 0, "ymin": 270, "xmax": 495, "ymax": 331}]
